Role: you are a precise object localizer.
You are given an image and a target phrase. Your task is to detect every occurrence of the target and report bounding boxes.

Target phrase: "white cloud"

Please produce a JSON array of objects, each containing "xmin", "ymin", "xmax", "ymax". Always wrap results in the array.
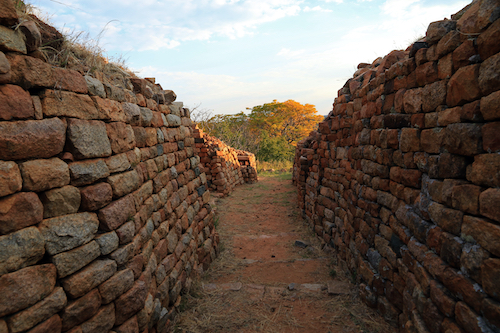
[
  {"xmin": 304, "ymin": 5, "xmax": 333, "ymax": 12},
  {"xmin": 319, "ymin": 0, "xmax": 343, "ymax": 3},
  {"xmin": 37, "ymin": 0, "xmax": 304, "ymax": 51},
  {"xmin": 277, "ymin": 48, "xmax": 306, "ymax": 58}
]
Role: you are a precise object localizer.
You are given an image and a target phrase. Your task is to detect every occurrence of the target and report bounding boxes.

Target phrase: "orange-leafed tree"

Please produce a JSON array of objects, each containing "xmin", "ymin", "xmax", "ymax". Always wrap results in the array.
[{"xmin": 247, "ymin": 100, "xmax": 323, "ymax": 146}]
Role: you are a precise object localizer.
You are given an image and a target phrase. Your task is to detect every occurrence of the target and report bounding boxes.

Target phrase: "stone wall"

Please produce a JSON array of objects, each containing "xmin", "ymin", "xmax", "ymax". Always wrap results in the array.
[
  {"xmin": 293, "ymin": 1, "xmax": 500, "ymax": 333},
  {"xmin": 0, "ymin": 2, "xmax": 219, "ymax": 332},
  {"xmin": 193, "ymin": 126, "xmax": 257, "ymax": 197}
]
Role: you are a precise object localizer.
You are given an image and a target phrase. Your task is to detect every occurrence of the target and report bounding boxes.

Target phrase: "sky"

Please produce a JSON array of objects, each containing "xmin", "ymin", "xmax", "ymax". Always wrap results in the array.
[{"xmin": 31, "ymin": 0, "xmax": 469, "ymax": 116}]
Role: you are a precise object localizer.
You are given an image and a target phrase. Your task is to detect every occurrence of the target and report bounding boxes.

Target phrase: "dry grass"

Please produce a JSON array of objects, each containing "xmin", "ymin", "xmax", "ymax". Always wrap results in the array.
[{"xmin": 15, "ymin": 0, "xmax": 135, "ymax": 82}]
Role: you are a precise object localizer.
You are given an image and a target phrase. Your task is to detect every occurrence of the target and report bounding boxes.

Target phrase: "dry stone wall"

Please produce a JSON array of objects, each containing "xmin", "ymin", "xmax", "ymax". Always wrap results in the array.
[
  {"xmin": 0, "ymin": 2, "xmax": 219, "ymax": 332},
  {"xmin": 193, "ymin": 126, "xmax": 257, "ymax": 196},
  {"xmin": 293, "ymin": 1, "xmax": 500, "ymax": 333}
]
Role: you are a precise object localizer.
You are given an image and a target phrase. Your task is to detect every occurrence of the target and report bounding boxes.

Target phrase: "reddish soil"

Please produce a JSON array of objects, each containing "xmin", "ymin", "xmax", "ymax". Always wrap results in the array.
[{"xmin": 173, "ymin": 174, "xmax": 395, "ymax": 333}]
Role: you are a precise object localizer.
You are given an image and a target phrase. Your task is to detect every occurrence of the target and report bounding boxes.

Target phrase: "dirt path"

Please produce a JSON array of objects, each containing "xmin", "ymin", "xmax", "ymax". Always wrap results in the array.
[{"xmin": 172, "ymin": 173, "xmax": 393, "ymax": 333}]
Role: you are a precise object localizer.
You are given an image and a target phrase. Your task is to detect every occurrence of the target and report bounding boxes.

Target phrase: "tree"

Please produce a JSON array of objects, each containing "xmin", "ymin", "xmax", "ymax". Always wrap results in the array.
[
  {"xmin": 190, "ymin": 99, "xmax": 323, "ymax": 162},
  {"xmin": 247, "ymin": 99, "xmax": 323, "ymax": 146}
]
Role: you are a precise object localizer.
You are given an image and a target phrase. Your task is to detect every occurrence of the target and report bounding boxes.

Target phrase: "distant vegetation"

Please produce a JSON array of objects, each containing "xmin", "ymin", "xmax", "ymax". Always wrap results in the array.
[{"xmin": 193, "ymin": 100, "xmax": 323, "ymax": 164}]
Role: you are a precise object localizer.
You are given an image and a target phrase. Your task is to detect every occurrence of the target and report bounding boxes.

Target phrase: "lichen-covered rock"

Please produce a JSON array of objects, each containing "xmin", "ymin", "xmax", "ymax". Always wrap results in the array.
[
  {"xmin": 39, "ymin": 212, "xmax": 99, "ymax": 255},
  {"xmin": 0, "ymin": 227, "xmax": 45, "ymax": 275}
]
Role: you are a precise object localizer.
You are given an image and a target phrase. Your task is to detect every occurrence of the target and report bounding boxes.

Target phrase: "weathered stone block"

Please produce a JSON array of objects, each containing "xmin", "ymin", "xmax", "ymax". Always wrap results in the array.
[
  {"xmin": 41, "ymin": 90, "xmax": 100, "ymax": 119},
  {"xmin": 0, "ymin": 264, "xmax": 56, "ymax": 317},
  {"xmin": 451, "ymin": 184, "xmax": 480, "ymax": 215},
  {"xmin": 61, "ymin": 259, "xmax": 117, "ymax": 299},
  {"xmin": 456, "ymin": 0, "xmax": 500, "ymax": 34},
  {"xmin": 0, "ymin": 84, "xmax": 34, "ymax": 120},
  {"xmin": 133, "ymin": 127, "xmax": 147, "ymax": 148},
  {"xmin": 479, "ymin": 51, "xmax": 500, "ymax": 96},
  {"xmin": 426, "ymin": 19, "xmax": 456, "ymax": 45},
  {"xmin": 400, "ymin": 128, "xmax": 420, "ymax": 152},
  {"xmin": 438, "ymin": 153, "xmax": 468, "ymax": 179},
  {"xmin": 40, "ymin": 185, "xmax": 81, "ymax": 218},
  {"xmin": 94, "ymin": 231, "xmax": 119, "ymax": 255},
  {"xmin": 447, "ymin": 64, "xmax": 481, "ymax": 107},
  {"xmin": 477, "ymin": 18, "xmax": 500, "ymax": 61},
  {"xmin": 98, "ymin": 269, "xmax": 134, "ymax": 304},
  {"xmin": 443, "ymin": 123, "xmax": 483, "ymax": 156},
  {"xmin": 0, "ymin": 118, "xmax": 66, "ymax": 160},
  {"xmin": 93, "ymin": 96, "xmax": 127, "ymax": 122},
  {"xmin": 26, "ymin": 314, "xmax": 61, "ymax": 333},
  {"xmin": 420, "ymin": 128, "xmax": 445, "ymax": 154},
  {"xmin": 98, "ymin": 194, "xmax": 136, "ymax": 231},
  {"xmin": 60, "ymin": 288, "xmax": 101, "ymax": 331},
  {"xmin": 67, "ymin": 119, "xmax": 112, "ymax": 159},
  {"xmin": 467, "ymin": 154, "xmax": 500, "ymax": 187},
  {"xmin": 52, "ymin": 68, "xmax": 87, "ymax": 93},
  {"xmin": 123, "ymin": 102, "xmax": 141, "ymax": 125},
  {"xmin": 166, "ymin": 114, "xmax": 181, "ymax": 127},
  {"xmin": 116, "ymin": 220, "xmax": 135, "ymax": 245},
  {"xmin": 84, "ymin": 75, "xmax": 105, "ymax": 98},
  {"xmin": 20, "ymin": 158, "xmax": 70, "ymax": 192},
  {"xmin": 421, "ymin": 80, "xmax": 447, "ymax": 113},
  {"xmin": 481, "ymin": 259, "xmax": 500, "ymax": 302},
  {"xmin": 482, "ymin": 297, "xmax": 500, "ymax": 330},
  {"xmin": 39, "ymin": 212, "xmax": 99, "ymax": 255},
  {"xmin": 6, "ymin": 287, "xmax": 67, "ymax": 333},
  {"xmin": 479, "ymin": 188, "xmax": 500, "ymax": 223},
  {"xmin": 69, "ymin": 159, "xmax": 110, "ymax": 187},
  {"xmin": 480, "ymin": 90, "xmax": 500, "ymax": 121},
  {"xmin": 428, "ymin": 201, "xmax": 463, "ymax": 236},
  {"xmin": 19, "ymin": 20, "xmax": 41, "ymax": 53},
  {"xmin": 80, "ymin": 182, "xmax": 113, "ymax": 211},
  {"xmin": 115, "ymin": 316, "xmax": 139, "ymax": 333},
  {"xmin": 0, "ymin": 26, "xmax": 26, "ymax": 53},
  {"xmin": 108, "ymin": 170, "xmax": 141, "ymax": 198},
  {"xmin": 145, "ymin": 127, "xmax": 158, "ymax": 146},
  {"xmin": 461, "ymin": 243, "xmax": 489, "ymax": 284},
  {"xmin": 52, "ymin": 241, "xmax": 101, "ymax": 278},
  {"xmin": 0, "ymin": 226, "xmax": 44, "ymax": 275},
  {"xmin": 455, "ymin": 301, "xmax": 487, "ymax": 333},
  {"xmin": 0, "ymin": 160, "xmax": 22, "ymax": 197},
  {"xmin": 104, "ymin": 82, "xmax": 126, "ymax": 102},
  {"xmin": 437, "ymin": 107, "xmax": 461, "ymax": 126},
  {"xmin": 6, "ymin": 54, "xmax": 56, "ymax": 90},
  {"xmin": 0, "ymin": 191, "xmax": 43, "ymax": 234},
  {"xmin": 482, "ymin": 122, "xmax": 500, "ymax": 153},
  {"xmin": 105, "ymin": 153, "xmax": 131, "ymax": 174},
  {"xmin": 0, "ymin": 0, "xmax": 19, "ymax": 26},
  {"xmin": 80, "ymin": 303, "xmax": 115, "ymax": 333},
  {"xmin": 114, "ymin": 280, "xmax": 148, "ymax": 326},
  {"xmin": 462, "ymin": 215, "xmax": 500, "ymax": 257},
  {"xmin": 109, "ymin": 242, "xmax": 136, "ymax": 266}
]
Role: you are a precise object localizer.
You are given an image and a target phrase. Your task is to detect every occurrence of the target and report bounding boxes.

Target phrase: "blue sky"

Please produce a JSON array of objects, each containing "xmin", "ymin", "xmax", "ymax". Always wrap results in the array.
[{"xmin": 32, "ymin": 0, "xmax": 469, "ymax": 115}]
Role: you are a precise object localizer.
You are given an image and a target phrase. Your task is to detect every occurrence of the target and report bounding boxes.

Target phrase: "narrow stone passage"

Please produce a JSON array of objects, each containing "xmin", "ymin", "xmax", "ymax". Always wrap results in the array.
[{"xmin": 172, "ymin": 173, "xmax": 394, "ymax": 333}]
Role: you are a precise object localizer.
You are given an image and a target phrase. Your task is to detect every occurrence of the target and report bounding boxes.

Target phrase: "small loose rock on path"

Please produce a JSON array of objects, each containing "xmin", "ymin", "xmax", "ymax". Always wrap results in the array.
[{"xmin": 172, "ymin": 173, "xmax": 394, "ymax": 333}]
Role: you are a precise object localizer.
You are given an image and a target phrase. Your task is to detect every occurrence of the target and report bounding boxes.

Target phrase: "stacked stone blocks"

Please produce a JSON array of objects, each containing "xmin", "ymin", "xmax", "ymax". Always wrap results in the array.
[
  {"xmin": 293, "ymin": 2, "xmax": 500, "ymax": 333},
  {"xmin": 193, "ymin": 126, "xmax": 257, "ymax": 196},
  {"xmin": 0, "ymin": 2, "xmax": 219, "ymax": 332}
]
